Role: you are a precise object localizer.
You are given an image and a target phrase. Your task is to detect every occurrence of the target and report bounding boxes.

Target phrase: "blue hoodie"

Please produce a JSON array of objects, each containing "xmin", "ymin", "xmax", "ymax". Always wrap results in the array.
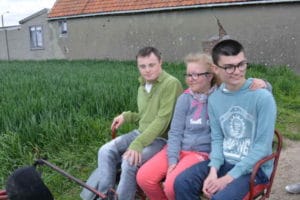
[{"xmin": 208, "ymin": 78, "xmax": 276, "ymax": 178}]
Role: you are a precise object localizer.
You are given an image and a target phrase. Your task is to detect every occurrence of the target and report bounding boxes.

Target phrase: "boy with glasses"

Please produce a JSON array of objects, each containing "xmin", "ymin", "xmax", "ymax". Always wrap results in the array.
[{"xmin": 174, "ymin": 39, "xmax": 277, "ymax": 200}]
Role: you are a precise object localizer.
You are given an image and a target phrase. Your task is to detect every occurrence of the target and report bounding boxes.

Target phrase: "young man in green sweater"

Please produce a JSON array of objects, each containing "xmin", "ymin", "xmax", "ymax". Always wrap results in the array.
[{"xmin": 81, "ymin": 46, "xmax": 183, "ymax": 200}]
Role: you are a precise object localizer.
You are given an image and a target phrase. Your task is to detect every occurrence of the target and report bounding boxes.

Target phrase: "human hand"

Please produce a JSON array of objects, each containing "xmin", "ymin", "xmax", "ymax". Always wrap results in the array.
[
  {"xmin": 250, "ymin": 78, "xmax": 266, "ymax": 90},
  {"xmin": 167, "ymin": 164, "xmax": 176, "ymax": 174},
  {"xmin": 111, "ymin": 114, "xmax": 124, "ymax": 130},
  {"xmin": 0, "ymin": 190, "xmax": 8, "ymax": 200},
  {"xmin": 123, "ymin": 149, "xmax": 141, "ymax": 166},
  {"xmin": 203, "ymin": 174, "xmax": 233, "ymax": 198},
  {"xmin": 203, "ymin": 170, "xmax": 218, "ymax": 198}
]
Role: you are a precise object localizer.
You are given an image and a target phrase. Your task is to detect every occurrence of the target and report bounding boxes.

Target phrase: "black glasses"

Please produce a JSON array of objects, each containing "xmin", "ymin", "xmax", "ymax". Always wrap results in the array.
[
  {"xmin": 184, "ymin": 72, "xmax": 210, "ymax": 79},
  {"xmin": 217, "ymin": 61, "xmax": 248, "ymax": 74}
]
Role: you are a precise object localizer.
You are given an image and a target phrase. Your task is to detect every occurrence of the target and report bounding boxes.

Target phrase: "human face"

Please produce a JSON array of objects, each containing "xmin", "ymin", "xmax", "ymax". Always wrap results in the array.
[
  {"xmin": 137, "ymin": 52, "xmax": 162, "ymax": 83},
  {"xmin": 185, "ymin": 62, "xmax": 212, "ymax": 93},
  {"xmin": 214, "ymin": 51, "xmax": 247, "ymax": 91}
]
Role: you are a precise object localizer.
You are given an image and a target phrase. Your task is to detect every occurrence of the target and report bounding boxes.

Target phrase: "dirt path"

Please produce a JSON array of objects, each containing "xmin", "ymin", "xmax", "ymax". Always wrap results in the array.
[{"xmin": 269, "ymin": 139, "xmax": 300, "ymax": 200}]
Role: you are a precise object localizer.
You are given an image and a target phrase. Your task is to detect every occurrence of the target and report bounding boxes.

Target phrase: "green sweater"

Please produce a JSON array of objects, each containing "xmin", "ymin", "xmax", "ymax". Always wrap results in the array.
[{"xmin": 122, "ymin": 70, "xmax": 183, "ymax": 152}]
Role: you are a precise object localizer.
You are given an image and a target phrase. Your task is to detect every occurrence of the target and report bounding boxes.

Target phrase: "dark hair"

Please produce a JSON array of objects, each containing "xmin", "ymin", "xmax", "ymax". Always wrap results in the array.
[
  {"xmin": 212, "ymin": 39, "xmax": 244, "ymax": 65},
  {"xmin": 136, "ymin": 46, "xmax": 162, "ymax": 61}
]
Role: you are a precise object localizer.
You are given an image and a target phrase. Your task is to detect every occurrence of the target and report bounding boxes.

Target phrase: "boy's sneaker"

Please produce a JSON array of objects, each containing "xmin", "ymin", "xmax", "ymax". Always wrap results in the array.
[{"xmin": 285, "ymin": 183, "xmax": 300, "ymax": 194}]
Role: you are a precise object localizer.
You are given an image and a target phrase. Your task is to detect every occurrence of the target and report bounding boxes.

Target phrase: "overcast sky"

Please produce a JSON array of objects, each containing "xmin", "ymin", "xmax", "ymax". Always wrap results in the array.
[{"xmin": 0, "ymin": 0, "xmax": 56, "ymax": 26}]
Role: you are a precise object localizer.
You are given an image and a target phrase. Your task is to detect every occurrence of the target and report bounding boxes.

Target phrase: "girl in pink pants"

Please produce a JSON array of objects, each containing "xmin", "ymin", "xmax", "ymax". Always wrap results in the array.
[{"xmin": 137, "ymin": 146, "xmax": 208, "ymax": 199}]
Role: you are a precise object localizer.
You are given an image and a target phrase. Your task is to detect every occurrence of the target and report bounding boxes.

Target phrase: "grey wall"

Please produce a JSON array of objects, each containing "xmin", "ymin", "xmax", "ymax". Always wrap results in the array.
[
  {"xmin": 0, "ymin": 11, "xmax": 64, "ymax": 60},
  {"xmin": 1, "ymin": 2, "xmax": 299, "ymax": 73},
  {"xmin": 54, "ymin": 3, "xmax": 299, "ymax": 72}
]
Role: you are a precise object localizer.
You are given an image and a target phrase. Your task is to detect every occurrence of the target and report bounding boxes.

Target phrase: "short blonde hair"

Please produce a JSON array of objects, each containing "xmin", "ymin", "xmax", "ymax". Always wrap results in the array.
[{"xmin": 184, "ymin": 52, "xmax": 220, "ymax": 86}]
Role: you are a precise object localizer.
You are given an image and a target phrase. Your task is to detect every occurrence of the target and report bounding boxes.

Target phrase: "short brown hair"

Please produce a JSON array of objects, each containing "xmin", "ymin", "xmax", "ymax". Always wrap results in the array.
[{"xmin": 136, "ymin": 46, "xmax": 162, "ymax": 61}]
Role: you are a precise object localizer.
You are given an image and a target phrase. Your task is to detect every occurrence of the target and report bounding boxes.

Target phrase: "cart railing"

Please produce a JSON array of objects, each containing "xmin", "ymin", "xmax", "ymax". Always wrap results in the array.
[{"xmin": 34, "ymin": 159, "xmax": 117, "ymax": 200}]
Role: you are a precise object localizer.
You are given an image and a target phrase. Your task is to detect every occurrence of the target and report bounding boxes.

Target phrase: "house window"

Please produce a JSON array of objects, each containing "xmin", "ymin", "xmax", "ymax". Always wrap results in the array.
[
  {"xmin": 59, "ymin": 20, "xmax": 67, "ymax": 36},
  {"xmin": 29, "ymin": 25, "xmax": 43, "ymax": 49}
]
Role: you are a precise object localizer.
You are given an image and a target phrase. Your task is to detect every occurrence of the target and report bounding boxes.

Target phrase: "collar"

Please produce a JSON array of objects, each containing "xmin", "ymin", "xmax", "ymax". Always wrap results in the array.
[
  {"xmin": 184, "ymin": 85, "xmax": 216, "ymax": 96},
  {"xmin": 220, "ymin": 78, "xmax": 252, "ymax": 94}
]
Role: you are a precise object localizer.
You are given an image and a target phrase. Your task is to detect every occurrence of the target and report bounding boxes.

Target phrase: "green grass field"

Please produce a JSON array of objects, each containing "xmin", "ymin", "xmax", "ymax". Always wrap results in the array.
[{"xmin": 0, "ymin": 60, "xmax": 299, "ymax": 199}]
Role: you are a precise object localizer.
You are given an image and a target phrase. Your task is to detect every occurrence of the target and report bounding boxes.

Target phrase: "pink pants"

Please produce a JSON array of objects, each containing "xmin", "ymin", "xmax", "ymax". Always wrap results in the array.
[{"xmin": 136, "ymin": 145, "xmax": 208, "ymax": 200}]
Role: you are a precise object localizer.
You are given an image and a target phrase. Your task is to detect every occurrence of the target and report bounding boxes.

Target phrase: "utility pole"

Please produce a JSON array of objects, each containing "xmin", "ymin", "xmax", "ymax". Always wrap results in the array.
[{"xmin": 1, "ymin": 11, "xmax": 10, "ymax": 61}]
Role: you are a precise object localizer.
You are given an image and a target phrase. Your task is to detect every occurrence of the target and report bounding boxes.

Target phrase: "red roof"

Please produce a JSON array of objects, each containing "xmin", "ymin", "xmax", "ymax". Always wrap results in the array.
[{"xmin": 48, "ymin": 0, "xmax": 246, "ymax": 18}]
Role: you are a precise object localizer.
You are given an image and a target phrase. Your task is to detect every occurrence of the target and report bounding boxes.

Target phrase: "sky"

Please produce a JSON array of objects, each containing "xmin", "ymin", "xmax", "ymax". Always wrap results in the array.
[{"xmin": 0, "ymin": 0, "xmax": 56, "ymax": 26}]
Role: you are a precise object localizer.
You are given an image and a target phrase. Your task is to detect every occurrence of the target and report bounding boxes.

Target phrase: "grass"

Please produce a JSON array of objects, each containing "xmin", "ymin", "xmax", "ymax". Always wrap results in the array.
[
  {"xmin": 0, "ymin": 60, "xmax": 299, "ymax": 199},
  {"xmin": 247, "ymin": 64, "xmax": 300, "ymax": 139}
]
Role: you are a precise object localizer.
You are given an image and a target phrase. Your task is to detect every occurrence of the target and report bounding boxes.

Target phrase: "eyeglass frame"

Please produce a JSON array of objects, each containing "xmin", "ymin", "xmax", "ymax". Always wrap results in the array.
[
  {"xmin": 184, "ymin": 72, "xmax": 211, "ymax": 80},
  {"xmin": 216, "ymin": 60, "xmax": 248, "ymax": 74}
]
